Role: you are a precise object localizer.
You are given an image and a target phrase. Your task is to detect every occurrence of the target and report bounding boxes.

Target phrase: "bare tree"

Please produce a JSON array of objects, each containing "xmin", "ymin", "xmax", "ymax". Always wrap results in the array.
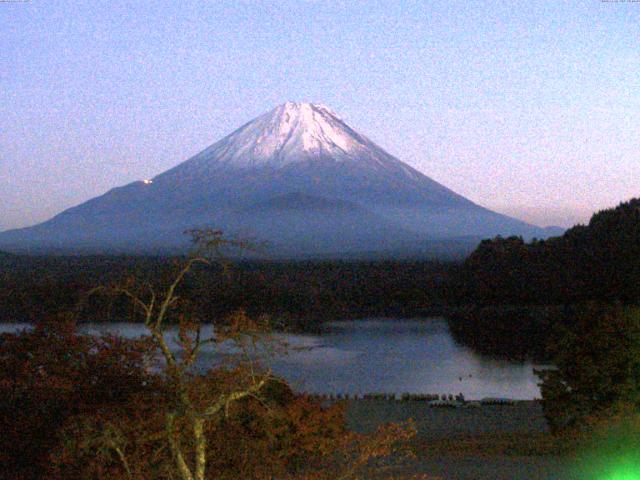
[{"xmin": 89, "ymin": 229, "xmax": 274, "ymax": 480}]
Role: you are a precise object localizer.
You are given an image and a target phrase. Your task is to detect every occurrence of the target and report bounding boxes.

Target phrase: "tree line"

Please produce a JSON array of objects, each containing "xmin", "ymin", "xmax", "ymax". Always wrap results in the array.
[
  {"xmin": 457, "ymin": 198, "xmax": 640, "ymax": 305},
  {"xmin": 0, "ymin": 255, "xmax": 457, "ymax": 328}
]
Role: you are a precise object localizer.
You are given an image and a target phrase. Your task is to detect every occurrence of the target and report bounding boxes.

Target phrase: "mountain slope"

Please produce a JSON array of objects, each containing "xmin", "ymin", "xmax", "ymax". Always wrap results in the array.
[{"xmin": 0, "ymin": 102, "xmax": 560, "ymax": 256}]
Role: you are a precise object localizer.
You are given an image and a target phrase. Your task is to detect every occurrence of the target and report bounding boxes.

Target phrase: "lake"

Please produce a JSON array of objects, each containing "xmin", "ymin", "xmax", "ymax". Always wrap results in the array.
[{"xmin": 1, "ymin": 318, "xmax": 546, "ymax": 400}]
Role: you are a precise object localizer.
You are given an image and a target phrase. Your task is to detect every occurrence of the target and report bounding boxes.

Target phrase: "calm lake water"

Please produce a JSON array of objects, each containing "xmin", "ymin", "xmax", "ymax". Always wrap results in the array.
[{"xmin": 1, "ymin": 319, "xmax": 546, "ymax": 400}]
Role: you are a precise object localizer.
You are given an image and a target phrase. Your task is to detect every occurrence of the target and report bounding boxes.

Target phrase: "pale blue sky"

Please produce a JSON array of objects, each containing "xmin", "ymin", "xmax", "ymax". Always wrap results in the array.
[{"xmin": 1, "ymin": 0, "xmax": 639, "ymax": 230}]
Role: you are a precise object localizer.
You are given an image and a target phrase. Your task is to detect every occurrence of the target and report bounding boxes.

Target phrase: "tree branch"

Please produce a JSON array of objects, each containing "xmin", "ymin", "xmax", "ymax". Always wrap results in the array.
[
  {"xmin": 166, "ymin": 412, "xmax": 194, "ymax": 480},
  {"xmin": 202, "ymin": 373, "xmax": 271, "ymax": 418}
]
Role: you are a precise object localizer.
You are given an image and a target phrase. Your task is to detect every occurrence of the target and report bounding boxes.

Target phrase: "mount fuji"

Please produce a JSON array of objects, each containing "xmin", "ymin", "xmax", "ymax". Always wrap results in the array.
[{"xmin": 0, "ymin": 102, "xmax": 561, "ymax": 257}]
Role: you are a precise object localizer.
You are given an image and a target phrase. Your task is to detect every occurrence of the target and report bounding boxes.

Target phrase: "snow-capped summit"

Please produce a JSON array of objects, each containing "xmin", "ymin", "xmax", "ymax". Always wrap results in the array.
[
  {"xmin": 158, "ymin": 101, "xmax": 429, "ymax": 190},
  {"xmin": 0, "ymin": 102, "xmax": 560, "ymax": 256},
  {"xmin": 174, "ymin": 102, "xmax": 403, "ymax": 171}
]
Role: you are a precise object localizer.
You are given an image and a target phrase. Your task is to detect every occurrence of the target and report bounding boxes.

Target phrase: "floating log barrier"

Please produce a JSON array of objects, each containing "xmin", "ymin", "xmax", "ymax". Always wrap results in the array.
[
  {"xmin": 400, "ymin": 393, "xmax": 439, "ymax": 401},
  {"xmin": 480, "ymin": 397, "xmax": 516, "ymax": 406},
  {"xmin": 362, "ymin": 393, "xmax": 395, "ymax": 400},
  {"xmin": 427, "ymin": 399, "xmax": 461, "ymax": 408},
  {"xmin": 300, "ymin": 392, "xmax": 517, "ymax": 406}
]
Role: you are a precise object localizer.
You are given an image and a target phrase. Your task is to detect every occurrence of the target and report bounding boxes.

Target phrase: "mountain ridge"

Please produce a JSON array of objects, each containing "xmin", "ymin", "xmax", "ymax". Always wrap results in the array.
[{"xmin": 0, "ymin": 102, "xmax": 562, "ymax": 257}]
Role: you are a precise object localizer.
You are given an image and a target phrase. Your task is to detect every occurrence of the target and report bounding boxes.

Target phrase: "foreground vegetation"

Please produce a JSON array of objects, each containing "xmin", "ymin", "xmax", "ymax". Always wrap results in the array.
[{"xmin": 0, "ymin": 232, "xmax": 428, "ymax": 479}]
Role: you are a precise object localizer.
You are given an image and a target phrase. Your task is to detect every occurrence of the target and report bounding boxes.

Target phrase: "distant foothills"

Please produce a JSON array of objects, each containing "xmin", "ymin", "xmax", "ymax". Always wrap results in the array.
[{"xmin": 0, "ymin": 102, "xmax": 562, "ymax": 258}]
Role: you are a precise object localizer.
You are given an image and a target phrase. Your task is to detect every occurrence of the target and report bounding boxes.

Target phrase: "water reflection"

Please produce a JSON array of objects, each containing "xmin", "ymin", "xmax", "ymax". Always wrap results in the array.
[
  {"xmin": 0, "ymin": 319, "xmax": 545, "ymax": 399},
  {"xmin": 269, "ymin": 319, "xmax": 545, "ymax": 399}
]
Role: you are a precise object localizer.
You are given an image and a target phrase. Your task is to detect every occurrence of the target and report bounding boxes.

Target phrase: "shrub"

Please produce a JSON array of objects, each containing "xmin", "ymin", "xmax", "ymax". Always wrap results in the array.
[{"xmin": 535, "ymin": 303, "xmax": 640, "ymax": 433}]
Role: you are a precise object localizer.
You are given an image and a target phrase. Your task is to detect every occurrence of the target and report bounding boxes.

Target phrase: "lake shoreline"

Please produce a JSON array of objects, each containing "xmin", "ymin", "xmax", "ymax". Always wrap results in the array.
[{"xmin": 1, "ymin": 318, "xmax": 547, "ymax": 400}]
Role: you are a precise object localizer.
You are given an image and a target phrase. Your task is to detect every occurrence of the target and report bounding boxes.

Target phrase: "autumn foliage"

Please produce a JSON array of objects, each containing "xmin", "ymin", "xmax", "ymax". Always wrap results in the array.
[
  {"xmin": 0, "ymin": 231, "xmax": 422, "ymax": 479},
  {"xmin": 0, "ymin": 318, "xmax": 420, "ymax": 480},
  {"xmin": 0, "ymin": 316, "xmax": 154, "ymax": 479}
]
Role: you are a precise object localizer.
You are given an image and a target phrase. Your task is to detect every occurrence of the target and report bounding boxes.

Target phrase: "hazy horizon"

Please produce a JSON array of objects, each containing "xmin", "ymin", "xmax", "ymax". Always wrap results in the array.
[{"xmin": 2, "ymin": 1, "xmax": 639, "ymax": 232}]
